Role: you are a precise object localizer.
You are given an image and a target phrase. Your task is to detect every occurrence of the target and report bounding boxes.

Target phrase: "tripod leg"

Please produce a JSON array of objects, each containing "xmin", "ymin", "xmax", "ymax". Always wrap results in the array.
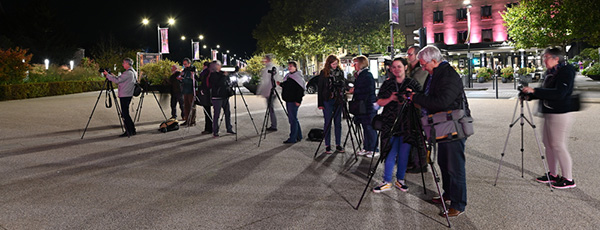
[
  {"xmin": 81, "ymin": 88, "xmax": 106, "ymax": 139},
  {"xmin": 494, "ymin": 99, "xmax": 521, "ymax": 186},
  {"xmin": 237, "ymin": 86, "xmax": 259, "ymax": 134},
  {"xmin": 428, "ymin": 142, "xmax": 452, "ymax": 227},
  {"xmin": 313, "ymin": 103, "xmax": 337, "ymax": 158},
  {"xmin": 134, "ymin": 94, "xmax": 144, "ymax": 122},
  {"xmin": 524, "ymin": 101, "xmax": 553, "ymax": 191},
  {"xmin": 110, "ymin": 87, "xmax": 126, "ymax": 133},
  {"xmin": 257, "ymin": 100, "xmax": 271, "ymax": 147},
  {"xmin": 151, "ymin": 90, "xmax": 168, "ymax": 120},
  {"xmin": 355, "ymin": 154, "xmax": 386, "ymax": 210}
]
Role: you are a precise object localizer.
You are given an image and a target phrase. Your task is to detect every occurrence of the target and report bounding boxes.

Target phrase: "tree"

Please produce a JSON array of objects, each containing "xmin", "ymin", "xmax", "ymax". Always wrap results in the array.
[
  {"xmin": 0, "ymin": 47, "xmax": 32, "ymax": 84},
  {"xmin": 90, "ymin": 35, "xmax": 139, "ymax": 74},
  {"xmin": 502, "ymin": 0, "xmax": 600, "ymax": 49}
]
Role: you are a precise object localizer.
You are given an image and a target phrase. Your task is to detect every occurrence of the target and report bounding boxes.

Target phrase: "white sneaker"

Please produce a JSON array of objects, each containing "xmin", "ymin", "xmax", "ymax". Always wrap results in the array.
[
  {"xmin": 365, "ymin": 151, "xmax": 379, "ymax": 158},
  {"xmin": 356, "ymin": 149, "xmax": 368, "ymax": 156}
]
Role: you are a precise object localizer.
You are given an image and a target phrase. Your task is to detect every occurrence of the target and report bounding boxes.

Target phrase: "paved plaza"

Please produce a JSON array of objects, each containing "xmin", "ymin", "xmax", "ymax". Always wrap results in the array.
[{"xmin": 1, "ymin": 75, "xmax": 600, "ymax": 229}]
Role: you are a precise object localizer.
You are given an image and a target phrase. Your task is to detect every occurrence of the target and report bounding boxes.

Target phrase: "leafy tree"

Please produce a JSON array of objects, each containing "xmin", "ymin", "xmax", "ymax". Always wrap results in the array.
[
  {"xmin": 90, "ymin": 35, "xmax": 139, "ymax": 74},
  {"xmin": 0, "ymin": 47, "xmax": 32, "ymax": 84},
  {"xmin": 502, "ymin": 0, "xmax": 600, "ymax": 49}
]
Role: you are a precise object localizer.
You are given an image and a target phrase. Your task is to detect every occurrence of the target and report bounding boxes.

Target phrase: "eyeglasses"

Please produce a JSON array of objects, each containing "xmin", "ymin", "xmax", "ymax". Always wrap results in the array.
[{"xmin": 407, "ymin": 53, "xmax": 415, "ymax": 56}]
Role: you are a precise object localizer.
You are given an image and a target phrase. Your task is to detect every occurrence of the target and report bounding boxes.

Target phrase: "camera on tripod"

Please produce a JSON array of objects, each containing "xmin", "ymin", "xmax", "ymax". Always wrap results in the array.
[
  {"xmin": 184, "ymin": 66, "xmax": 197, "ymax": 72},
  {"xmin": 98, "ymin": 68, "xmax": 111, "ymax": 74},
  {"xmin": 517, "ymin": 84, "xmax": 532, "ymax": 101}
]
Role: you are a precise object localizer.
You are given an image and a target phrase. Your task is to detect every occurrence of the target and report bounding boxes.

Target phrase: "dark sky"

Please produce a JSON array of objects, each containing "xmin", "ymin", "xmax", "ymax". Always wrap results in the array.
[{"xmin": 0, "ymin": 0, "xmax": 270, "ymax": 62}]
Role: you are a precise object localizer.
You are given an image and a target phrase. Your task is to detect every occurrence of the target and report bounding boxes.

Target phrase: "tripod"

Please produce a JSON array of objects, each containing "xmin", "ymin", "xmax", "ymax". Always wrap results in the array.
[
  {"xmin": 312, "ymin": 97, "xmax": 361, "ymax": 160},
  {"xmin": 493, "ymin": 97, "xmax": 552, "ymax": 191},
  {"xmin": 230, "ymin": 77, "xmax": 259, "ymax": 141},
  {"xmin": 134, "ymin": 76, "xmax": 168, "ymax": 122},
  {"xmin": 257, "ymin": 67, "xmax": 288, "ymax": 147},
  {"xmin": 81, "ymin": 79, "xmax": 125, "ymax": 139}
]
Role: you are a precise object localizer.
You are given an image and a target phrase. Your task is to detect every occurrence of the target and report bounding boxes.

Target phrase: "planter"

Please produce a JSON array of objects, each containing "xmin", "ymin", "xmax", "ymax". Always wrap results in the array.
[
  {"xmin": 587, "ymin": 75, "xmax": 600, "ymax": 81},
  {"xmin": 243, "ymin": 82, "xmax": 258, "ymax": 95},
  {"xmin": 477, "ymin": 76, "xmax": 486, "ymax": 83},
  {"xmin": 501, "ymin": 77, "xmax": 510, "ymax": 83}
]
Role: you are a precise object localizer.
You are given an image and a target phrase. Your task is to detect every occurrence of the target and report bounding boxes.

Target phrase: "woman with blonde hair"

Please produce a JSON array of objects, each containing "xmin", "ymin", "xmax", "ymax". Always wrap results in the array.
[
  {"xmin": 349, "ymin": 55, "xmax": 377, "ymax": 157},
  {"xmin": 317, "ymin": 55, "xmax": 345, "ymax": 154}
]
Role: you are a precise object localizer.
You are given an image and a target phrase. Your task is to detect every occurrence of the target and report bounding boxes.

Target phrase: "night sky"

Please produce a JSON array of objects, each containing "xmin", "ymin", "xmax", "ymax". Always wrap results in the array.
[{"xmin": 0, "ymin": 0, "xmax": 270, "ymax": 63}]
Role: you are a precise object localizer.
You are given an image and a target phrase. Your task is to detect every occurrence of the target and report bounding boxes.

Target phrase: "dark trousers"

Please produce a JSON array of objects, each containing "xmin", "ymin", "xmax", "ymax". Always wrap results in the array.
[
  {"xmin": 285, "ymin": 102, "xmax": 302, "ymax": 142},
  {"xmin": 202, "ymin": 104, "xmax": 213, "ymax": 132},
  {"xmin": 120, "ymin": 97, "xmax": 136, "ymax": 134},
  {"xmin": 170, "ymin": 92, "xmax": 184, "ymax": 119},
  {"xmin": 212, "ymin": 98, "xmax": 232, "ymax": 135},
  {"xmin": 438, "ymin": 138, "xmax": 467, "ymax": 212}
]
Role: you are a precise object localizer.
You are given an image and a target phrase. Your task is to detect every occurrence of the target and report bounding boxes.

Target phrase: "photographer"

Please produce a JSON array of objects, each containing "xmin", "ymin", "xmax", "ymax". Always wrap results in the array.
[
  {"xmin": 209, "ymin": 60, "xmax": 235, "ymax": 137},
  {"xmin": 167, "ymin": 64, "xmax": 184, "ymax": 120},
  {"xmin": 257, "ymin": 54, "xmax": 280, "ymax": 131},
  {"xmin": 522, "ymin": 47, "xmax": 576, "ymax": 189},
  {"xmin": 349, "ymin": 55, "xmax": 377, "ymax": 158},
  {"xmin": 406, "ymin": 45, "xmax": 429, "ymax": 173},
  {"xmin": 372, "ymin": 57, "xmax": 421, "ymax": 193},
  {"xmin": 181, "ymin": 58, "xmax": 197, "ymax": 126},
  {"xmin": 103, "ymin": 58, "xmax": 137, "ymax": 137},
  {"xmin": 198, "ymin": 61, "xmax": 213, "ymax": 134},
  {"xmin": 406, "ymin": 45, "xmax": 468, "ymax": 217},
  {"xmin": 317, "ymin": 55, "xmax": 345, "ymax": 154},
  {"xmin": 280, "ymin": 61, "xmax": 305, "ymax": 144}
]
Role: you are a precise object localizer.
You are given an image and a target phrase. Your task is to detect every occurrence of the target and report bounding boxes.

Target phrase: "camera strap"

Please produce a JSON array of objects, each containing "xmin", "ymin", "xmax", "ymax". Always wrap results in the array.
[{"xmin": 105, "ymin": 89, "xmax": 112, "ymax": 108}]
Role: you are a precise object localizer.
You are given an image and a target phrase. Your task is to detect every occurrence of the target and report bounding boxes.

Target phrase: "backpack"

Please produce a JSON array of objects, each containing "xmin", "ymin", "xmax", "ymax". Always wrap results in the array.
[
  {"xmin": 159, "ymin": 118, "xmax": 180, "ymax": 133},
  {"xmin": 307, "ymin": 128, "xmax": 324, "ymax": 141}
]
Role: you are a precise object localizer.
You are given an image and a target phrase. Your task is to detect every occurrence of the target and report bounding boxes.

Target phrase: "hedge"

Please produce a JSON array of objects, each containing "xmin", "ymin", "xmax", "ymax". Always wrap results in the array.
[{"xmin": 0, "ymin": 80, "xmax": 106, "ymax": 101}]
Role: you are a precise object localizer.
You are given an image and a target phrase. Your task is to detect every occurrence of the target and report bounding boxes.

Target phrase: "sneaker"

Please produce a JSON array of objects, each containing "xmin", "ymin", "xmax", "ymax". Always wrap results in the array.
[
  {"xmin": 365, "ymin": 151, "xmax": 379, "ymax": 158},
  {"xmin": 266, "ymin": 127, "xmax": 278, "ymax": 131},
  {"xmin": 335, "ymin": 145, "xmax": 345, "ymax": 153},
  {"xmin": 325, "ymin": 146, "xmax": 333, "ymax": 154},
  {"xmin": 373, "ymin": 181, "xmax": 392, "ymax": 193},
  {"xmin": 536, "ymin": 172, "xmax": 560, "ymax": 184},
  {"xmin": 356, "ymin": 149, "xmax": 368, "ymax": 156},
  {"xmin": 551, "ymin": 177, "xmax": 576, "ymax": 189},
  {"xmin": 395, "ymin": 180, "xmax": 409, "ymax": 192},
  {"xmin": 432, "ymin": 195, "xmax": 450, "ymax": 204}
]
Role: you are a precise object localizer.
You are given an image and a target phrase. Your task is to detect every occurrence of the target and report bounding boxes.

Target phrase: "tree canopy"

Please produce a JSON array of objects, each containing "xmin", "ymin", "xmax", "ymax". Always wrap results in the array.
[{"xmin": 502, "ymin": 0, "xmax": 600, "ymax": 49}]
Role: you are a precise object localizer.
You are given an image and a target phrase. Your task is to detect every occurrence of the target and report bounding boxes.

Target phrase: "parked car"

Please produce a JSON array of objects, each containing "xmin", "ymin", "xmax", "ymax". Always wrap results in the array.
[{"xmin": 306, "ymin": 75, "xmax": 319, "ymax": 94}]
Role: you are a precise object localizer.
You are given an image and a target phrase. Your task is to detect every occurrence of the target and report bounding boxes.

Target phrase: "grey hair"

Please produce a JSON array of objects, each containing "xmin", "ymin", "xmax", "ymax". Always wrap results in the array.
[
  {"xmin": 264, "ymin": 53, "xmax": 274, "ymax": 62},
  {"xmin": 123, "ymin": 58, "xmax": 134, "ymax": 66},
  {"xmin": 417, "ymin": 45, "xmax": 444, "ymax": 63},
  {"xmin": 543, "ymin": 47, "xmax": 565, "ymax": 62},
  {"xmin": 210, "ymin": 60, "xmax": 222, "ymax": 72}
]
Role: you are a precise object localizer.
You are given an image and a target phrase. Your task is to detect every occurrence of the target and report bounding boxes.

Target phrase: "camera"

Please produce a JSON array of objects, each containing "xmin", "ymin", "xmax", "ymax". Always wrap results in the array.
[
  {"xmin": 184, "ymin": 66, "xmax": 197, "ymax": 72},
  {"xmin": 517, "ymin": 84, "xmax": 532, "ymax": 101},
  {"xmin": 98, "ymin": 68, "xmax": 111, "ymax": 74},
  {"xmin": 267, "ymin": 67, "xmax": 276, "ymax": 74}
]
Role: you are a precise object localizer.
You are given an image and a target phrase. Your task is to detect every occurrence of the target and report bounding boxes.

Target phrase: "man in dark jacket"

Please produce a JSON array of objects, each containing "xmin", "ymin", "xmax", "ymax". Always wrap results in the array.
[
  {"xmin": 407, "ymin": 45, "xmax": 468, "ymax": 218},
  {"xmin": 197, "ymin": 62, "xmax": 212, "ymax": 134},
  {"xmin": 167, "ymin": 64, "xmax": 184, "ymax": 119}
]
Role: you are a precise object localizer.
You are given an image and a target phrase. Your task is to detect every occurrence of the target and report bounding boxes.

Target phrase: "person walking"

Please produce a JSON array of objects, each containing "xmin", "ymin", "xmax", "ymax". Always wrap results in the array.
[
  {"xmin": 103, "ymin": 58, "xmax": 138, "ymax": 137},
  {"xmin": 372, "ymin": 57, "xmax": 422, "ymax": 193},
  {"xmin": 349, "ymin": 55, "xmax": 377, "ymax": 158},
  {"xmin": 280, "ymin": 61, "xmax": 305, "ymax": 144},
  {"xmin": 522, "ymin": 47, "xmax": 577, "ymax": 189},
  {"xmin": 317, "ymin": 55, "xmax": 345, "ymax": 154},
  {"xmin": 407, "ymin": 45, "xmax": 469, "ymax": 217}
]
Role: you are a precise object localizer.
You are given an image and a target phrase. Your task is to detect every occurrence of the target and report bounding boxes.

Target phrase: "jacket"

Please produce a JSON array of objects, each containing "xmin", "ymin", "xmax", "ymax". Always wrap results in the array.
[
  {"xmin": 209, "ymin": 71, "xmax": 231, "ymax": 99},
  {"xmin": 352, "ymin": 68, "xmax": 376, "ymax": 125},
  {"xmin": 281, "ymin": 71, "xmax": 305, "ymax": 104},
  {"xmin": 412, "ymin": 61, "xmax": 465, "ymax": 114},
  {"xmin": 106, "ymin": 68, "xmax": 137, "ymax": 98},
  {"xmin": 407, "ymin": 62, "xmax": 428, "ymax": 89},
  {"xmin": 531, "ymin": 62, "xmax": 575, "ymax": 114},
  {"xmin": 317, "ymin": 68, "xmax": 344, "ymax": 107},
  {"xmin": 257, "ymin": 63, "xmax": 281, "ymax": 98}
]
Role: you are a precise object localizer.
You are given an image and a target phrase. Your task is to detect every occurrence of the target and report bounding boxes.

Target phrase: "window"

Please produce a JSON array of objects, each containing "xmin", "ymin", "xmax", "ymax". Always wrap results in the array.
[
  {"xmin": 481, "ymin": 6, "xmax": 492, "ymax": 19},
  {"xmin": 482, "ymin": 29, "xmax": 493, "ymax": 42},
  {"xmin": 405, "ymin": 12, "xmax": 415, "ymax": 27},
  {"xmin": 457, "ymin": 31, "xmax": 468, "ymax": 44},
  {"xmin": 434, "ymin": 32, "xmax": 444, "ymax": 43},
  {"xmin": 506, "ymin": 2, "xmax": 518, "ymax": 8},
  {"xmin": 433, "ymin": 11, "xmax": 444, "ymax": 24},
  {"xmin": 405, "ymin": 0, "xmax": 415, "ymax": 4},
  {"xmin": 456, "ymin": 8, "xmax": 468, "ymax": 22}
]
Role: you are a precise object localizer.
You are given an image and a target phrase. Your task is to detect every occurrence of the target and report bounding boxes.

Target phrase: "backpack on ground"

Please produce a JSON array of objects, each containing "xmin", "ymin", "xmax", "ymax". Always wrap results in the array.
[
  {"xmin": 307, "ymin": 128, "xmax": 324, "ymax": 141},
  {"xmin": 159, "ymin": 118, "xmax": 179, "ymax": 133}
]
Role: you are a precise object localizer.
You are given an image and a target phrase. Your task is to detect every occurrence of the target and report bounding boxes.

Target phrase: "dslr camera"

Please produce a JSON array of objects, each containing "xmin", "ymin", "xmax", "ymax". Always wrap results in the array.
[{"xmin": 98, "ymin": 68, "xmax": 111, "ymax": 74}]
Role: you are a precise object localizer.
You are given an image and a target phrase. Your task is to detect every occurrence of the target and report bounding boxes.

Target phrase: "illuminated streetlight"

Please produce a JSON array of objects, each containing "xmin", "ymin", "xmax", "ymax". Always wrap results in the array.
[
  {"xmin": 203, "ymin": 45, "xmax": 207, "ymax": 49},
  {"xmin": 216, "ymin": 45, "xmax": 220, "ymax": 49},
  {"xmin": 168, "ymin": 18, "xmax": 175, "ymax": 25},
  {"xmin": 181, "ymin": 35, "xmax": 186, "ymax": 40},
  {"xmin": 69, "ymin": 60, "xmax": 74, "ymax": 70},
  {"xmin": 44, "ymin": 59, "xmax": 49, "ymax": 70},
  {"xmin": 199, "ymin": 35, "xmax": 204, "ymax": 40},
  {"xmin": 226, "ymin": 50, "xmax": 230, "ymax": 53},
  {"xmin": 142, "ymin": 18, "xmax": 149, "ymax": 25}
]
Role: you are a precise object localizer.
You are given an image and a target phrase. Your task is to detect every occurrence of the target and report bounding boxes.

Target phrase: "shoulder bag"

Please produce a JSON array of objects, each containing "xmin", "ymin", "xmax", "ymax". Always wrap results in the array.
[{"xmin": 420, "ymin": 93, "xmax": 474, "ymax": 143}]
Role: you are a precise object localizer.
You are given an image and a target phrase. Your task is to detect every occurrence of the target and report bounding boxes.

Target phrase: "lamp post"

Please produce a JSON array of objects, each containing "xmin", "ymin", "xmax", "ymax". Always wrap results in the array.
[
  {"xmin": 44, "ymin": 59, "xmax": 49, "ymax": 70},
  {"xmin": 464, "ymin": 1, "xmax": 473, "ymax": 88}
]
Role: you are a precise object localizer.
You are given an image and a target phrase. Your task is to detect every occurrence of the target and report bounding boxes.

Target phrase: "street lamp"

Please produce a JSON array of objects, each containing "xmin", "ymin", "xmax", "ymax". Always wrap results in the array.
[
  {"xmin": 69, "ymin": 60, "xmax": 74, "ymax": 70},
  {"xmin": 465, "ymin": 2, "xmax": 473, "ymax": 88},
  {"xmin": 181, "ymin": 35, "xmax": 186, "ymax": 40},
  {"xmin": 44, "ymin": 59, "xmax": 49, "ymax": 70}
]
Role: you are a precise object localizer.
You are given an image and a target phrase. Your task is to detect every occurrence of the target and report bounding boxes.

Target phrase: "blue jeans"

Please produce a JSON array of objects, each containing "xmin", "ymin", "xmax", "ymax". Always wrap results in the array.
[
  {"xmin": 383, "ymin": 136, "xmax": 411, "ymax": 182},
  {"xmin": 323, "ymin": 99, "xmax": 342, "ymax": 146},
  {"xmin": 438, "ymin": 139, "xmax": 467, "ymax": 212},
  {"xmin": 286, "ymin": 102, "xmax": 302, "ymax": 142},
  {"xmin": 362, "ymin": 121, "xmax": 377, "ymax": 152}
]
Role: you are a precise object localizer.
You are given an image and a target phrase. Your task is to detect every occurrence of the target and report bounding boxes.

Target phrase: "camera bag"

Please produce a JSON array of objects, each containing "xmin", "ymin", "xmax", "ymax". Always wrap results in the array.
[
  {"xmin": 420, "ymin": 93, "xmax": 474, "ymax": 143},
  {"xmin": 159, "ymin": 118, "xmax": 179, "ymax": 133},
  {"xmin": 308, "ymin": 128, "xmax": 324, "ymax": 141}
]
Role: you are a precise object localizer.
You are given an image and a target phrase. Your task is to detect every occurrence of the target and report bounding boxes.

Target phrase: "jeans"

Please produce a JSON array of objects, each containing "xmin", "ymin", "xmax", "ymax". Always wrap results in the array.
[
  {"xmin": 170, "ymin": 92, "xmax": 184, "ymax": 119},
  {"xmin": 212, "ymin": 98, "xmax": 232, "ymax": 135},
  {"xmin": 383, "ymin": 136, "xmax": 411, "ymax": 182},
  {"xmin": 323, "ymin": 99, "xmax": 342, "ymax": 146},
  {"xmin": 438, "ymin": 138, "xmax": 467, "ymax": 212},
  {"xmin": 286, "ymin": 102, "xmax": 302, "ymax": 142},
  {"xmin": 362, "ymin": 121, "xmax": 377, "ymax": 152},
  {"xmin": 119, "ymin": 97, "xmax": 136, "ymax": 134},
  {"xmin": 266, "ymin": 96, "xmax": 277, "ymax": 129}
]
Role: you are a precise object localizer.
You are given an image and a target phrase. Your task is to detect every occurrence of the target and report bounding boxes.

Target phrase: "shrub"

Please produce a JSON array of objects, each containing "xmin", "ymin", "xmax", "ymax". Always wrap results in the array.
[
  {"xmin": 139, "ymin": 59, "xmax": 179, "ymax": 85},
  {"xmin": 501, "ymin": 67, "xmax": 514, "ymax": 79},
  {"xmin": 0, "ymin": 47, "xmax": 32, "ymax": 85},
  {"xmin": 476, "ymin": 67, "xmax": 493, "ymax": 81},
  {"xmin": 582, "ymin": 63, "xmax": 600, "ymax": 76}
]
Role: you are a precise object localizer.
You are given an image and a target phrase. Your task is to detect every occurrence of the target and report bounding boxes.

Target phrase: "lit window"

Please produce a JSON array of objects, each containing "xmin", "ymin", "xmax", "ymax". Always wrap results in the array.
[
  {"xmin": 433, "ymin": 11, "xmax": 444, "ymax": 24},
  {"xmin": 457, "ymin": 31, "xmax": 468, "ymax": 44}
]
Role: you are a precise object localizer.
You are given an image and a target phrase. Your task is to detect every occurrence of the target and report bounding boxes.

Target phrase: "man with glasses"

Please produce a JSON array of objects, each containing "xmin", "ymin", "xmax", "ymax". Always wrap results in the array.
[{"xmin": 406, "ymin": 45, "xmax": 428, "ymax": 88}]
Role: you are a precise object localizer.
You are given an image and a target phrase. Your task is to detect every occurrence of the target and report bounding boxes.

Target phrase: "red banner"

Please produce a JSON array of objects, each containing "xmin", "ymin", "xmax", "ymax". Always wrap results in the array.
[{"xmin": 160, "ymin": 28, "xmax": 169, "ymax": 54}]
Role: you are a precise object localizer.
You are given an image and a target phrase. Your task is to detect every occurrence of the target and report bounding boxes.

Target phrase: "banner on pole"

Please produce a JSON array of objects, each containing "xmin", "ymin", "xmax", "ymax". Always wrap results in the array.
[
  {"xmin": 192, "ymin": 42, "xmax": 200, "ymax": 60},
  {"xmin": 390, "ymin": 0, "xmax": 399, "ymax": 24},
  {"xmin": 211, "ymin": 49, "xmax": 217, "ymax": 60},
  {"xmin": 223, "ymin": 54, "xmax": 228, "ymax": 65},
  {"xmin": 159, "ymin": 28, "xmax": 170, "ymax": 54}
]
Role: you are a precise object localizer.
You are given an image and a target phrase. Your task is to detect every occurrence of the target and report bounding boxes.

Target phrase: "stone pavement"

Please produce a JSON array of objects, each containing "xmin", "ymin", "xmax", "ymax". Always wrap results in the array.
[{"xmin": 1, "ymin": 84, "xmax": 600, "ymax": 229}]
